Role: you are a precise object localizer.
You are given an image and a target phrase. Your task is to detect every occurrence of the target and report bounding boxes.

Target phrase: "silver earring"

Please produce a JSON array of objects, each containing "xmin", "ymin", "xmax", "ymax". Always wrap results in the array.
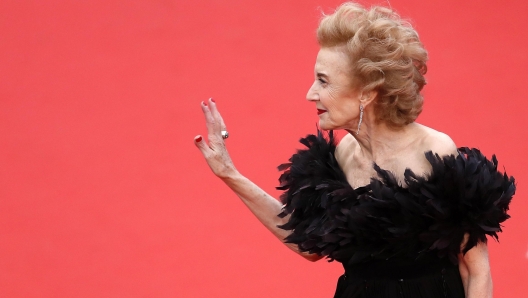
[{"xmin": 356, "ymin": 105, "xmax": 364, "ymax": 135}]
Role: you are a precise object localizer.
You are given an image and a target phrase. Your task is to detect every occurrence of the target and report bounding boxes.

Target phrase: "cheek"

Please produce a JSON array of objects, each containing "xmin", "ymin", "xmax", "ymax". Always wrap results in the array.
[
  {"xmin": 325, "ymin": 91, "xmax": 354, "ymax": 119},
  {"xmin": 322, "ymin": 88, "xmax": 341, "ymax": 109},
  {"xmin": 329, "ymin": 108, "xmax": 352, "ymax": 124}
]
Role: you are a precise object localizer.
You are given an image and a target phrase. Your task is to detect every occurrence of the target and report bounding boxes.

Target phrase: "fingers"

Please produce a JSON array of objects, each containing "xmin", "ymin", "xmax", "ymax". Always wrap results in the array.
[
  {"xmin": 195, "ymin": 99, "xmax": 236, "ymax": 178},
  {"xmin": 208, "ymin": 98, "xmax": 227, "ymax": 131},
  {"xmin": 194, "ymin": 135, "xmax": 211, "ymax": 155},
  {"xmin": 201, "ymin": 100, "xmax": 217, "ymax": 137},
  {"xmin": 201, "ymin": 98, "xmax": 227, "ymax": 143}
]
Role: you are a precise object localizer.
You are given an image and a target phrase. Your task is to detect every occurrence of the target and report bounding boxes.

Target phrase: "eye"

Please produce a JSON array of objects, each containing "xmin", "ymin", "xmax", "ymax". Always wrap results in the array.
[{"xmin": 318, "ymin": 78, "xmax": 327, "ymax": 85}]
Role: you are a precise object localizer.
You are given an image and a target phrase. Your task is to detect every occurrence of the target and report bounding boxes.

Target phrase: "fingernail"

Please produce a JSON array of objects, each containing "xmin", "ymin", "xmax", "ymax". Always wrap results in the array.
[
  {"xmin": 210, "ymin": 98, "xmax": 215, "ymax": 103},
  {"xmin": 195, "ymin": 136, "xmax": 202, "ymax": 142},
  {"xmin": 202, "ymin": 101, "xmax": 207, "ymax": 106}
]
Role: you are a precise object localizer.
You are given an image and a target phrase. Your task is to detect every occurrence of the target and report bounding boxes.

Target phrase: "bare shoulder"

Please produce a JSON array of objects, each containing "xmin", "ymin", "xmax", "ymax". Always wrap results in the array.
[
  {"xmin": 335, "ymin": 133, "xmax": 357, "ymax": 164},
  {"xmin": 416, "ymin": 124, "xmax": 458, "ymax": 156},
  {"xmin": 402, "ymin": 124, "xmax": 458, "ymax": 178}
]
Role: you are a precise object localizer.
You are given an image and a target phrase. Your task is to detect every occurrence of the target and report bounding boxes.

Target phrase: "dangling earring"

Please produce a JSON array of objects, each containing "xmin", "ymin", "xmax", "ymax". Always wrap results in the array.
[{"xmin": 356, "ymin": 104, "xmax": 364, "ymax": 135}]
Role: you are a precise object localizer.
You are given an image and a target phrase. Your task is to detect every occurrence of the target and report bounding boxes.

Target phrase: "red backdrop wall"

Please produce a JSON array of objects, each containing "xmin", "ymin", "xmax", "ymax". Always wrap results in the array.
[{"xmin": 1, "ymin": 0, "xmax": 527, "ymax": 297}]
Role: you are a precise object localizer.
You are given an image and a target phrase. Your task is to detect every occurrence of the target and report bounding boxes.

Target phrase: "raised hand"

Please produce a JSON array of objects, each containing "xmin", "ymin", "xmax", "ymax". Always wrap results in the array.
[{"xmin": 194, "ymin": 98, "xmax": 237, "ymax": 179}]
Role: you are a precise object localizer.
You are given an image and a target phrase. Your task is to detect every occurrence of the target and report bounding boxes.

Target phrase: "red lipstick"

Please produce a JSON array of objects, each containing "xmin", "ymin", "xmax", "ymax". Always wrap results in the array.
[{"xmin": 317, "ymin": 109, "xmax": 327, "ymax": 115}]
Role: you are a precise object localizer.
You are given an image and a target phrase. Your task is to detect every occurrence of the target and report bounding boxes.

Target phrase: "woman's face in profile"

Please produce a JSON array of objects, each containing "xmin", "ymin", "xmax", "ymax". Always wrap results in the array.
[{"xmin": 306, "ymin": 47, "xmax": 363, "ymax": 131}]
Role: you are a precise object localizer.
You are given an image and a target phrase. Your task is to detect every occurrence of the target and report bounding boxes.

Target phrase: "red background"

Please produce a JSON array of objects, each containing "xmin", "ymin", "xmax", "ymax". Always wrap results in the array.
[{"xmin": 1, "ymin": 0, "xmax": 527, "ymax": 297}]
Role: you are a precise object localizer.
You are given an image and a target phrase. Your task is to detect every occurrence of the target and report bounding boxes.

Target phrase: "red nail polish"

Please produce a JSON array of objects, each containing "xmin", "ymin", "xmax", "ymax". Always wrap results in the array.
[
  {"xmin": 195, "ymin": 136, "xmax": 202, "ymax": 142},
  {"xmin": 211, "ymin": 98, "xmax": 215, "ymax": 103},
  {"xmin": 202, "ymin": 101, "xmax": 207, "ymax": 106}
]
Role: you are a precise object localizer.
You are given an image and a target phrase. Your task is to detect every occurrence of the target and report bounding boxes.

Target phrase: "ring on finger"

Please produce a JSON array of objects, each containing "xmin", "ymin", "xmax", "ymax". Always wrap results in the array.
[{"xmin": 221, "ymin": 130, "xmax": 229, "ymax": 139}]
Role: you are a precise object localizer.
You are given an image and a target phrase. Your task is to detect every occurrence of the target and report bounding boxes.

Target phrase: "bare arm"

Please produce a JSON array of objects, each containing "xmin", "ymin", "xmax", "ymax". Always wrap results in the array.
[
  {"xmin": 458, "ymin": 235, "xmax": 493, "ymax": 298},
  {"xmin": 193, "ymin": 98, "xmax": 322, "ymax": 262},
  {"xmin": 419, "ymin": 129, "xmax": 494, "ymax": 297},
  {"xmin": 222, "ymin": 173, "xmax": 322, "ymax": 261}
]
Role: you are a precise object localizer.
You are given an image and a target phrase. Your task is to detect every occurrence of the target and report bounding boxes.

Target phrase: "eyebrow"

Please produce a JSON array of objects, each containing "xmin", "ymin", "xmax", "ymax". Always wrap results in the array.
[{"xmin": 316, "ymin": 72, "xmax": 329, "ymax": 78}]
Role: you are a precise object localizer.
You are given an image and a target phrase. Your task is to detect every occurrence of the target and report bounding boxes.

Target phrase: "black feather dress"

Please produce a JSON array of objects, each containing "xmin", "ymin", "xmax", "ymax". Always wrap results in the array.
[{"xmin": 277, "ymin": 131, "xmax": 515, "ymax": 298}]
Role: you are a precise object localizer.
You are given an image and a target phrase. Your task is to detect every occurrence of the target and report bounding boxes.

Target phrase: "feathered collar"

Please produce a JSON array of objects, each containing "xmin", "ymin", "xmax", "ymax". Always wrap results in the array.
[{"xmin": 276, "ymin": 130, "xmax": 515, "ymax": 265}]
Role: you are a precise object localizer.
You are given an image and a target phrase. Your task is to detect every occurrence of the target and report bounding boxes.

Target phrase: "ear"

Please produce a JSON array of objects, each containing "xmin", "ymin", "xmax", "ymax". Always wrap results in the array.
[{"xmin": 359, "ymin": 89, "xmax": 378, "ymax": 107}]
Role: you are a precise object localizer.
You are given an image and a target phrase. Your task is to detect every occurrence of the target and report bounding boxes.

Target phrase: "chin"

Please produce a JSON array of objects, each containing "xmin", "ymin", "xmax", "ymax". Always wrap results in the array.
[{"xmin": 318, "ymin": 120, "xmax": 334, "ymax": 131}]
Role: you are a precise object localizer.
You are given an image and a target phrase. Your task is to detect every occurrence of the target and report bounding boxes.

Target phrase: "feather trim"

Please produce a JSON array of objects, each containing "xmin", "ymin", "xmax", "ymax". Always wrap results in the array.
[{"xmin": 277, "ymin": 131, "xmax": 516, "ymax": 265}]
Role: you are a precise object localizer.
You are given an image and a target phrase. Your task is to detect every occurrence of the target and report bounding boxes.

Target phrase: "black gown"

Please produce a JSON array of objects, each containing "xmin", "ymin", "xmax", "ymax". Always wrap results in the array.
[{"xmin": 276, "ymin": 131, "xmax": 515, "ymax": 298}]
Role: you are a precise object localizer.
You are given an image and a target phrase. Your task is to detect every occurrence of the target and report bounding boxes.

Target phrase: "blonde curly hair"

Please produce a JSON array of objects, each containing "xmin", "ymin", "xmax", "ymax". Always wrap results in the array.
[{"xmin": 317, "ymin": 2, "xmax": 428, "ymax": 127}]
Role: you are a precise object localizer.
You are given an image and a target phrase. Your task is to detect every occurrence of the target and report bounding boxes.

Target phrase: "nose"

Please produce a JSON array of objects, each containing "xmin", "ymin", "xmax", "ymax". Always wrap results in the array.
[{"xmin": 306, "ymin": 81, "xmax": 318, "ymax": 102}]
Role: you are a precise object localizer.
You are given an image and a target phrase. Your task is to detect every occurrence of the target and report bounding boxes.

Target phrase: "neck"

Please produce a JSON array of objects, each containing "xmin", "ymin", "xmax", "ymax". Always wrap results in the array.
[{"xmin": 345, "ymin": 113, "xmax": 416, "ymax": 161}]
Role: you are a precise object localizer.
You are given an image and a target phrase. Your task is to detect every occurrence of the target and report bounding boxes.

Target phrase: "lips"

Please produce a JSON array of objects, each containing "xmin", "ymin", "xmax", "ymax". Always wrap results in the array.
[{"xmin": 317, "ymin": 109, "xmax": 327, "ymax": 115}]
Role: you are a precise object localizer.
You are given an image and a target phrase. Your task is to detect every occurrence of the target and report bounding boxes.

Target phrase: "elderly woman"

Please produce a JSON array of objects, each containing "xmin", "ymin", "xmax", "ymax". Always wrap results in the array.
[{"xmin": 194, "ymin": 2, "xmax": 515, "ymax": 298}]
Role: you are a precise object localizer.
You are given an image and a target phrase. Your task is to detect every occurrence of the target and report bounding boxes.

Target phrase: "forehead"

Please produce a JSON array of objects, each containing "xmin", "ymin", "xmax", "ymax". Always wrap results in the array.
[{"xmin": 315, "ymin": 47, "xmax": 351, "ymax": 74}]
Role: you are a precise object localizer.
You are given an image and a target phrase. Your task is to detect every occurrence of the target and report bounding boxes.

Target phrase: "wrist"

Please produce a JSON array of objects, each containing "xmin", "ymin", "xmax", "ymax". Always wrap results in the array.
[{"xmin": 218, "ymin": 166, "xmax": 241, "ymax": 181}]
